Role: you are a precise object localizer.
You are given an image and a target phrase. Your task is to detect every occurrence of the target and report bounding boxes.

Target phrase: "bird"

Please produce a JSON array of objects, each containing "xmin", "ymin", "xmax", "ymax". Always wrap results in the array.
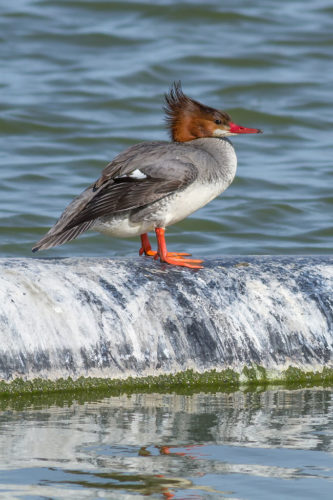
[{"xmin": 33, "ymin": 82, "xmax": 262, "ymax": 269}]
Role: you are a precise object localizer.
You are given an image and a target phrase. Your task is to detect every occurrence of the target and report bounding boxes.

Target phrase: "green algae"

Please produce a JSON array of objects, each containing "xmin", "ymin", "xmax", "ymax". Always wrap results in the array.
[
  {"xmin": 0, "ymin": 366, "xmax": 333, "ymax": 401},
  {"xmin": 283, "ymin": 366, "xmax": 333, "ymax": 387},
  {"xmin": 0, "ymin": 368, "xmax": 239, "ymax": 398},
  {"xmin": 242, "ymin": 364, "xmax": 268, "ymax": 385}
]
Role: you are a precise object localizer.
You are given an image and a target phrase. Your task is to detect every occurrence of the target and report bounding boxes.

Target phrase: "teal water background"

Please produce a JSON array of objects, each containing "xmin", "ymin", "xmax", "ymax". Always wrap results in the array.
[{"xmin": 1, "ymin": 0, "xmax": 332, "ymax": 258}]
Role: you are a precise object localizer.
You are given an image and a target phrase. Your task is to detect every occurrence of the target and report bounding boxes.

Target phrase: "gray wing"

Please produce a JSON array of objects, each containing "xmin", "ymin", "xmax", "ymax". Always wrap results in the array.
[{"xmin": 33, "ymin": 142, "xmax": 198, "ymax": 251}]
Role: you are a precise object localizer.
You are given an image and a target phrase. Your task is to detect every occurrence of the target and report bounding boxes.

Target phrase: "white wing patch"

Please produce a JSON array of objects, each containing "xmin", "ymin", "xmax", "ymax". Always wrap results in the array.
[
  {"xmin": 130, "ymin": 169, "xmax": 147, "ymax": 179},
  {"xmin": 117, "ymin": 169, "xmax": 147, "ymax": 180}
]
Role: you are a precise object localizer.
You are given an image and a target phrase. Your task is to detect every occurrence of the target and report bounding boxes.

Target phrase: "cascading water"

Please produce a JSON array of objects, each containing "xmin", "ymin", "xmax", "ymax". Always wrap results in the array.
[{"xmin": 0, "ymin": 256, "xmax": 332, "ymax": 382}]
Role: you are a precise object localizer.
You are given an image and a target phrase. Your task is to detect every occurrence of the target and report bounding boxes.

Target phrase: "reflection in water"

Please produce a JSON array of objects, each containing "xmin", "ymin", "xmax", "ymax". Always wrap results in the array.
[
  {"xmin": 52, "ymin": 467, "xmax": 225, "ymax": 499},
  {"xmin": 0, "ymin": 388, "xmax": 333, "ymax": 498}
]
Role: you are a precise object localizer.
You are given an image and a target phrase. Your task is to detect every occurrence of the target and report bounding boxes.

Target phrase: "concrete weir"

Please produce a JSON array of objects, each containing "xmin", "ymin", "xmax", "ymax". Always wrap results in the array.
[{"xmin": 0, "ymin": 256, "xmax": 332, "ymax": 385}]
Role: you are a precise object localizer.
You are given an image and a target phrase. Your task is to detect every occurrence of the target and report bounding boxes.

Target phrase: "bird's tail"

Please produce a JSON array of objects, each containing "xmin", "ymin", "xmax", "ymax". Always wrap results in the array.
[{"xmin": 32, "ymin": 220, "xmax": 94, "ymax": 252}]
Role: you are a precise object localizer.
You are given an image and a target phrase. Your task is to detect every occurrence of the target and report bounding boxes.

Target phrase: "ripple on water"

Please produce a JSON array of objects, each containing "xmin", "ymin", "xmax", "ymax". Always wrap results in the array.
[{"xmin": 0, "ymin": 0, "xmax": 332, "ymax": 257}]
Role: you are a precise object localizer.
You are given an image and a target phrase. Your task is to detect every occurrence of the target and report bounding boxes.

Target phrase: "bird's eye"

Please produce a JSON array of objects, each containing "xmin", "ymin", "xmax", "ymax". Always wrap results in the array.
[{"xmin": 215, "ymin": 119, "xmax": 222, "ymax": 125}]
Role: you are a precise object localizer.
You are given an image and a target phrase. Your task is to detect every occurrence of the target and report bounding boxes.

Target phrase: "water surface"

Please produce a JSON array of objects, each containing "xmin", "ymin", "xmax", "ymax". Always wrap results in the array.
[
  {"xmin": 0, "ymin": 387, "xmax": 333, "ymax": 499},
  {"xmin": 0, "ymin": 0, "xmax": 332, "ymax": 258}
]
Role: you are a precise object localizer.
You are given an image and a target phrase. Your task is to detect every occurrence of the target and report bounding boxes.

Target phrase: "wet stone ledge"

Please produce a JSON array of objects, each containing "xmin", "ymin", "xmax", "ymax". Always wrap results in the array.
[{"xmin": 0, "ymin": 256, "xmax": 332, "ymax": 387}]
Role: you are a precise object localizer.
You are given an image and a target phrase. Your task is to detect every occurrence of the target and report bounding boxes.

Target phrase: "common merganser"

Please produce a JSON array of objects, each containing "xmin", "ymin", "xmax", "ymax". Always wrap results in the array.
[{"xmin": 33, "ymin": 82, "xmax": 262, "ymax": 269}]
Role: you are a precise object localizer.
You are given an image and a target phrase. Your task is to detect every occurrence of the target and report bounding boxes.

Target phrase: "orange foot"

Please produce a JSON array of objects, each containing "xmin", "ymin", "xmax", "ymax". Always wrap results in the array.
[
  {"xmin": 139, "ymin": 233, "xmax": 192, "ymax": 259},
  {"xmin": 155, "ymin": 228, "xmax": 203, "ymax": 269},
  {"xmin": 156, "ymin": 254, "xmax": 203, "ymax": 269}
]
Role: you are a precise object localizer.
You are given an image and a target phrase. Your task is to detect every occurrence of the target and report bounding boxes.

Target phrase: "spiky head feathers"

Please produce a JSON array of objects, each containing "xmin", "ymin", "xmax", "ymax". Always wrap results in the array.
[{"xmin": 164, "ymin": 81, "xmax": 232, "ymax": 142}]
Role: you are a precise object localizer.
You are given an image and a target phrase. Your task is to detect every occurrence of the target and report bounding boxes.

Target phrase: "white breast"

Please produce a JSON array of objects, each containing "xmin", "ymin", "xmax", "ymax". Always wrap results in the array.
[{"xmin": 160, "ymin": 177, "xmax": 233, "ymax": 227}]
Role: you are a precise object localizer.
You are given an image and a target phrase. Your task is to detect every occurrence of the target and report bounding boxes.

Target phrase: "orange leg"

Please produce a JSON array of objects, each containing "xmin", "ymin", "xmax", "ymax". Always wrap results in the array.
[
  {"xmin": 154, "ymin": 227, "xmax": 203, "ymax": 269},
  {"xmin": 139, "ymin": 232, "xmax": 192, "ymax": 259},
  {"xmin": 139, "ymin": 233, "xmax": 156, "ymax": 256}
]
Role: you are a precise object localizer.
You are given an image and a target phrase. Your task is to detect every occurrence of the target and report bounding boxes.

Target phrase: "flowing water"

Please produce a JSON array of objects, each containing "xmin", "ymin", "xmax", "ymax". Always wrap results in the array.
[
  {"xmin": 0, "ymin": 387, "xmax": 333, "ymax": 499},
  {"xmin": 0, "ymin": 0, "xmax": 332, "ymax": 258}
]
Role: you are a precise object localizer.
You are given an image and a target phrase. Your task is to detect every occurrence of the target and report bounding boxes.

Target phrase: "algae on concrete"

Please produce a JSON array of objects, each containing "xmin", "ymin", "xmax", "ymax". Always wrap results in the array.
[{"xmin": 1, "ymin": 365, "xmax": 333, "ymax": 399}]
